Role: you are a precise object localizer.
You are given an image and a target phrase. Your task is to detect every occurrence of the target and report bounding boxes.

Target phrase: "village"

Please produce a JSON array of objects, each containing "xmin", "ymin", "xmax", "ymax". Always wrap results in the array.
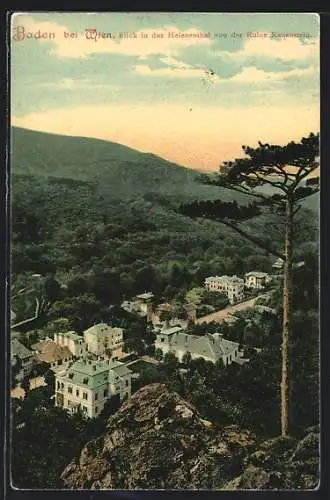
[{"xmin": 11, "ymin": 264, "xmax": 282, "ymax": 419}]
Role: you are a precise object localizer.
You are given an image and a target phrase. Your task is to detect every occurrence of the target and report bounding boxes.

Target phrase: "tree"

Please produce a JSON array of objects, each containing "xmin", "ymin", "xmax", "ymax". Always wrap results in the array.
[
  {"xmin": 180, "ymin": 133, "xmax": 319, "ymax": 436},
  {"xmin": 11, "ymin": 356, "xmax": 22, "ymax": 388},
  {"xmin": 159, "ymin": 310, "xmax": 173, "ymax": 326},
  {"xmin": 21, "ymin": 375, "xmax": 30, "ymax": 396},
  {"xmin": 181, "ymin": 351, "xmax": 192, "ymax": 366},
  {"xmin": 154, "ymin": 348, "xmax": 163, "ymax": 361}
]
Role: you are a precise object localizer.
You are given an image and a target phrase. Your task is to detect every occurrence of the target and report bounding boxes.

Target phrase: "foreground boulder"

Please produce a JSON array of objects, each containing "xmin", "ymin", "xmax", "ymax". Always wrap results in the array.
[
  {"xmin": 61, "ymin": 383, "xmax": 256, "ymax": 489},
  {"xmin": 61, "ymin": 384, "xmax": 319, "ymax": 490},
  {"xmin": 223, "ymin": 427, "xmax": 320, "ymax": 490}
]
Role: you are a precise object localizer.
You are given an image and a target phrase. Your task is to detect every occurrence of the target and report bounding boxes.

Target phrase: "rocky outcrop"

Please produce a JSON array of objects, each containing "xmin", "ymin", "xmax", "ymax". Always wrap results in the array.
[
  {"xmin": 61, "ymin": 384, "xmax": 319, "ymax": 490},
  {"xmin": 61, "ymin": 384, "xmax": 256, "ymax": 489},
  {"xmin": 223, "ymin": 427, "xmax": 320, "ymax": 490}
]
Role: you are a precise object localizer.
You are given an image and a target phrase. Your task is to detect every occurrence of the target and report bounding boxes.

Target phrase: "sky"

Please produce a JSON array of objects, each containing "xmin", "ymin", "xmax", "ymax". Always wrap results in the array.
[{"xmin": 11, "ymin": 12, "xmax": 320, "ymax": 171}]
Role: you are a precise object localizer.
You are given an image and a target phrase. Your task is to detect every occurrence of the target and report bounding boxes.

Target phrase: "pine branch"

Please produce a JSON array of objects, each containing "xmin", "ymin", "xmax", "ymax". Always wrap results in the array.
[{"xmin": 195, "ymin": 214, "xmax": 286, "ymax": 260}]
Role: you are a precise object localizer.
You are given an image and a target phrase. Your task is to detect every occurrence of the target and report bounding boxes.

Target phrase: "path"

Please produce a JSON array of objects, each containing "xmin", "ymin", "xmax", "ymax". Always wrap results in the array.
[{"xmin": 196, "ymin": 295, "xmax": 266, "ymax": 325}]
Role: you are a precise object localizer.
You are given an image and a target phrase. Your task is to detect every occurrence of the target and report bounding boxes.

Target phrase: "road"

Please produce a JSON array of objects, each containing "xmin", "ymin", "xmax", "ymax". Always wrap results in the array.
[{"xmin": 196, "ymin": 295, "xmax": 265, "ymax": 325}]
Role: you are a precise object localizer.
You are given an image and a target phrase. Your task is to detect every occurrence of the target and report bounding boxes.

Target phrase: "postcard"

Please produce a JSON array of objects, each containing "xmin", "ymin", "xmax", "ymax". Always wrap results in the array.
[{"xmin": 9, "ymin": 12, "xmax": 320, "ymax": 491}]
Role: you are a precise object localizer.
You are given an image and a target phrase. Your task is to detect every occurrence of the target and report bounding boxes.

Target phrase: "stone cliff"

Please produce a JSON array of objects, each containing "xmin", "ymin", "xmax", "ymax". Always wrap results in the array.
[{"xmin": 61, "ymin": 384, "xmax": 319, "ymax": 490}]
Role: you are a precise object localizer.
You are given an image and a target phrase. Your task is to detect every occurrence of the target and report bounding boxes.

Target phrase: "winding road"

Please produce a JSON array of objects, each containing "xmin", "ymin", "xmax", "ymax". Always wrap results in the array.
[{"xmin": 196, "ymin": 294, "xmax": 266, "ymax": 324}]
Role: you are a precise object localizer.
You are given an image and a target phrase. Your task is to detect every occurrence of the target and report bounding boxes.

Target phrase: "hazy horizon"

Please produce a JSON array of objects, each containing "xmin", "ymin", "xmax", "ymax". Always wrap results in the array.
[{"xmin": 11, "ymin": 12, "xmax": 320, "ymax": 171}]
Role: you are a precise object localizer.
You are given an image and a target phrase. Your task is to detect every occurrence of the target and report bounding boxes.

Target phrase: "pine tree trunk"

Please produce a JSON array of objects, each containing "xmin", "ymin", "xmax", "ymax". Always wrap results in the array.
[{"xmin": 281, "ymin": 195, "xmax": 294, "ymax": 436}]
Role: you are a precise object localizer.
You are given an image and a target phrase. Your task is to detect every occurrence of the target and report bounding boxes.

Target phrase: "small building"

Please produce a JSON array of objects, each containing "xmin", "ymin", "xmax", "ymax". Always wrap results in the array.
[
  {"xmin": 11, "ymin": 338, "xmax": 35, "ymax": 379},
  {"xmin": 121, "ymin": 292, "xmax": 154, "ymax": 322},
  {"xmin": 54, "ymin": 331, "xmax": 87, "ymax": 358},
  {"xmin": 204, "ymin": 275, "xmax": 245, "ymax": 304},
  {"xmin": 33, "ymin": 339, "xmax": 73, "ymax": 370},
  {"xmin": 155, "ymin": 329, "xmax": 241, "ymax": 366},
  {"xmin": 83, "ymin": 323, "xmax": 124, "ymax": 359},
  {"xmin": 55, "ymin": 359, "xmax": 132, "ymax": 418},
  {"xmin": 245, "ymin": 271, "xmax": 270, "ymax": 290},
  {"xmin": 272, "ymin": 258, "xmax": 284, "ymax": 272}
]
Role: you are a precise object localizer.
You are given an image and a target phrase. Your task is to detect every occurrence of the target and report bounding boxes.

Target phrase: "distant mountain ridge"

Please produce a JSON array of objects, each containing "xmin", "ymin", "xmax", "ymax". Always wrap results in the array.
[
  {"xmin": 11, "ymin": 127, "xmax": 318, "ymax": 211},
  {"xmin": 11, "ymin": 127, "xmax": 198, "ymax": 199}
]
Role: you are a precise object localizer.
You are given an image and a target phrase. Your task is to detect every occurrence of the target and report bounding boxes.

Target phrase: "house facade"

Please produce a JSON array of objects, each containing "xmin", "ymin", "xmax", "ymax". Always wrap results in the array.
[
  {"xmin": 155, "ymin": 329, "xmax": 240, "ymax": 366},
  {"xmin": 11, "ymin": 338, "xmax": 35, "ymax": 380},
  {"xmin": 83, "ymin": 323, "xmax": 124, "ymax": 359},
  {"xmin": 245, "ymin": 271, "xmax": 270, "ymax": 290},
  {"xmin": 204, "ymin": 275, "xmax": 245, "ymax": 304},
  {"xmin": 54, "ymin": 331, "xmax": 87, "ymax": 358},
  {"xmin": 55, "ymin": 359, "xmax": 132, "ymax": 418}
]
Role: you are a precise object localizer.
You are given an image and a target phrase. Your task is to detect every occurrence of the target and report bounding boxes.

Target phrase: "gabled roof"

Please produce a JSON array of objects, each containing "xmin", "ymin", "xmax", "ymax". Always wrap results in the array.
[
  {"xmin": 34, "ymin": 340, "xmax": 72, "ymax": 364},
  {"xmin": 205, "ymin": 275, "xmax": 244, "ymax": 284},
  {"xmin": 160, "ymin": 326, "xmax": 184, "ymax": 336},
  {"xmin": 162, "ymin": 331, "xmax": 239, "ymax": 360},
  {"xmin": 245, "ymin": 271, "xmax": 269, "ymax": 278},
  {"xmin": 84, "ymin": 323, "xmax": 122, "ymax": 337},
  {"xmin": 11, "ymin": 338, "xmax": 33, "ymax": 361},
  {"xmin": 272, "ymin": 258, "xmax": 284, "ymax": 268},
  {"xmin": 56, "ymin": 359, "xmax": 132, "ymax": 389},
  {"xmin": 136, "ymin": 292, "xmax": 154, "ymax": 300}
]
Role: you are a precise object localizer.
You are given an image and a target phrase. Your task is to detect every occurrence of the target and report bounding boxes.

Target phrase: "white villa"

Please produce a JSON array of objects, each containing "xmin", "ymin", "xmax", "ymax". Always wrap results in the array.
[
  {"xmin": 83, "ymin": 323, "xmax": 124, "ymax": 359},
  {"xmin": 54, "ymin": 331, "xmax": 88, "ymax": 358},
  {"xmin": 155, "ymin": 327, "xmax": 241, "ymax": 366},
  {"xmin": 245, "ymin": 271, "xmax": 270, "ymax": 290},
  {"xmin": 204, "ymin": 275, "xmax": 245, "ymax": 304},
  {"xmin": 55, "ymin": 359, "xmax": 132, "ymax": 419}
]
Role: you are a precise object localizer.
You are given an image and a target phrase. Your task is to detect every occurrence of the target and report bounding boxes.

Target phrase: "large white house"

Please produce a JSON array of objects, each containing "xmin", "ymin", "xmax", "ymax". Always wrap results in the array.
[
  {"xmin": 155, "ymin": 327, "xmax": 241, "ymax": 366},
  {"xmin": 55, "ymin": 359, "xmax": 132, "ymax": 418},
  {"xmin": 54, "ymin": 331, "xmax": 88, "ymax": 358},
  {"xmin": 204, "ymin": 275, "xmax": 245, "ymax": 304},
  {"xmin": 83, "ymin": 323, "xmax": 124, "ymax": 359},
  {"xmin": 244, "ymin": 271, "xmax": 270, "ymax": 290}
]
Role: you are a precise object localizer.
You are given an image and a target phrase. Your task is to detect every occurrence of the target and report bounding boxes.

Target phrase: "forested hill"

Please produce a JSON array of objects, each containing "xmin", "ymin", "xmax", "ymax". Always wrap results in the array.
[
  {"xmin": 11, "ymin": 126, "xmax": 318, "ymax": 314},
  {"xmin": 11, "ymin": 127, "xmax": 244, "ymax": 204}
]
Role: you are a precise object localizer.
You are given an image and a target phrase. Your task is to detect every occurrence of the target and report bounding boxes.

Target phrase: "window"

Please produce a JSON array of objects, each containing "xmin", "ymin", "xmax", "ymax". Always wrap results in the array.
[
  {"xmin": 68, "ymin": 386, "xmax": 73, "ymax": 394},
  {"xmin": 103, "ymin": 389, "xmax": 108, "ymax": 397},
  {"xmin": 76, "ymin": 389, "xmax": 80, "ymax": 397},
  {"xmin": 57, "ymin": 381, "xmax": 60, "ymax": 389},
  {"xmin": 61, "ymin": 382, "xmax": 64, "ymax": 389},
  {"xmin": 82, "ymin": 405, "xmax": 87, "ymax": 413},
  {"xmin": 95, "ymin": 406, "xmax": 98, "ymax": 414},
  {"xmin": 83, "ymin": 392, "xmax": 88, "ymax": 400},
  {"xmin": 95, "ymin": 392, "xmax": 98, "ymax": 401},
  {"xmin": 125, "ymin": 380, "xmax": 129, "ymax": 387}
]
